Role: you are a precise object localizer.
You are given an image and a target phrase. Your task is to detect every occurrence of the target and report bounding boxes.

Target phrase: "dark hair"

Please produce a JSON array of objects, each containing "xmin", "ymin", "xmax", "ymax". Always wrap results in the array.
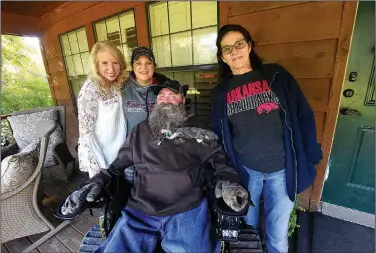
[{"xmin": 216, "ymin": 24, "xmax": 263, "ymax": 81}]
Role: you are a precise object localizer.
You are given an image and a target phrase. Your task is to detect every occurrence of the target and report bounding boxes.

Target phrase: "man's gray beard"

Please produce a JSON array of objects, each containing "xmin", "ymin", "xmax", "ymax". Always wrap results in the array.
[{"xmin": 148, "ymin": 103, "xmax": 188, "ymax": 144}]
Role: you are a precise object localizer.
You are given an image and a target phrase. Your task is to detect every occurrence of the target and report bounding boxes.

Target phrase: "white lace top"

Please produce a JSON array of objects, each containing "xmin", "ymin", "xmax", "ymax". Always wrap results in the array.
[{"xmin": 77, "ymin": 79, "xmax": 127, "ymax": 178}]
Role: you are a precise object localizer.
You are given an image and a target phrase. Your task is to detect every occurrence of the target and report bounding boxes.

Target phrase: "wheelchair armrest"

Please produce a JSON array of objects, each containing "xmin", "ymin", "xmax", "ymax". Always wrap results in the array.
[{"xmin": 1, "ymin": 142, "xmax": 19, "ymax": 161}]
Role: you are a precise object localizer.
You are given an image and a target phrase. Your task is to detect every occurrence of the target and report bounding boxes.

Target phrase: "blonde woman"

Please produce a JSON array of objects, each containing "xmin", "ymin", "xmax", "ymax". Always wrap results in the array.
[{"xmin": 77, "ymin": 41, "xmax": 127, "ymax": 178}]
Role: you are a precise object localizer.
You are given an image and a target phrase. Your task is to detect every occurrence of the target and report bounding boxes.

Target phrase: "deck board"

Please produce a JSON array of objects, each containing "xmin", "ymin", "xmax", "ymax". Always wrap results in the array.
[
  {"xmin": 3, "ymin": 237, "xmax": 40, "ymax": 253},
  {"xmin": 1, "ymin": 170, "xmax": 97, "ymax": 253}
]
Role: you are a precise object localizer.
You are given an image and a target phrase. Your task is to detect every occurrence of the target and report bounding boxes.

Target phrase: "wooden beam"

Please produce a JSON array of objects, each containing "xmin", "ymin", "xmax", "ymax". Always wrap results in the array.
[
  {"xmin": 219, "ymin": 2, "xmax": 229, "ymax": 28},
  {"xmin": 1, "ymin": 11, "xmax": 40, "ymax": 36},
  {"xmin": 38, "ymin": 2, "xmax": 100, "ymax": 31},
  {"xmin": 309, "ymin": 1, "xmax": 359, "ymax": 211},
  {"xmin": 40, "ymin": 42, "xmax": 57, "ymax": 105},
  {"xmin": 135, "ymin": 3, "xmax": 150, "ymax": 48},
  {"xmin": 85, "ymin": 23, "xmax": 95, "ymax": 51}
]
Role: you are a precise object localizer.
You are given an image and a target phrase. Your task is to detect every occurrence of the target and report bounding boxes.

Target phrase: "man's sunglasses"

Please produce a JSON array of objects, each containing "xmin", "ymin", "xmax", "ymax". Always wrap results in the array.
[{"xmin": 221, "ymin": 39, "xmax": 248, "ymax": 55}]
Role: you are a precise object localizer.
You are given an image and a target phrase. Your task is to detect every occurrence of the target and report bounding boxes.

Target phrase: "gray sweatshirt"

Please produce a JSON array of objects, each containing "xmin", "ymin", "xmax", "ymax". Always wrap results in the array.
[{"xmin": 121, "ymin": 72, "xmax": 168, "ymax": 136}]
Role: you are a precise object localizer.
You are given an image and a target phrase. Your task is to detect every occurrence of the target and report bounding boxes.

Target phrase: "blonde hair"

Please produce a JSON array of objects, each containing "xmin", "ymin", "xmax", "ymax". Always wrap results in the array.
[{"xmin": 88, "ymin": 41, "xmax": 127, "ymax": 94}]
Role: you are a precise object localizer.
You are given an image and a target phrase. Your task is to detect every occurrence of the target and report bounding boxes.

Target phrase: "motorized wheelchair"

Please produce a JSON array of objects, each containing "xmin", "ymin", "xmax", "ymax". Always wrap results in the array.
[{"xmin": 56, "ymin": 168, "xmax": 263, "ymax": 253}]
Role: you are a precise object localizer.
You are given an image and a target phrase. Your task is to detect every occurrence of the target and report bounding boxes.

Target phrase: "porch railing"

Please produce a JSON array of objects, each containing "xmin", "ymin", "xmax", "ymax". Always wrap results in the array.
[{"xmin": 1, "ymin": 114, "xmax": 14, "ymax": 147}]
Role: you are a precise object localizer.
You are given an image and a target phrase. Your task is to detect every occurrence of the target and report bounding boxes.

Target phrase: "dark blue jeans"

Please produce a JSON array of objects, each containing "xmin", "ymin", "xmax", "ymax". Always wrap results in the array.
[{"xmin": 94, "ymin": 199, "xmax": 220, "ymax": 253}]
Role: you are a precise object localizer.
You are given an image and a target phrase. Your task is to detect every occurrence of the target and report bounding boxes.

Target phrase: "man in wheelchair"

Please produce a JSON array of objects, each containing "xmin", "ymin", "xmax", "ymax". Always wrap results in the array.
[{"xmin": 58, "ymin": 80, "xmax": 261, "ymax": 253}]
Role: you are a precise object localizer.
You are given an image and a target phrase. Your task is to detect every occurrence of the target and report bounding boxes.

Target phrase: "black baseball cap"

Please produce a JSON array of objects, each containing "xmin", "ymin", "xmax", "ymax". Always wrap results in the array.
[
  {"xmin": 153, "ymin": 79, "xmax": 189, "ymax": 97},
  {"xmin": 131, "ymin": 47, "xmax": 156, "ymax": 65}
]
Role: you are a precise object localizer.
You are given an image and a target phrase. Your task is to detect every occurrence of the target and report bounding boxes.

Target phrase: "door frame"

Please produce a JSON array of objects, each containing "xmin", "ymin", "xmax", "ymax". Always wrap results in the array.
[{"xmin": 307, "ymin": 2, "xmax": 359, "ymax": 212}]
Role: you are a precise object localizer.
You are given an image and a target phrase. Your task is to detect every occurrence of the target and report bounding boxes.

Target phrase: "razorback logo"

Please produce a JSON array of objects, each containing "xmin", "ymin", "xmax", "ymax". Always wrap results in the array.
[{"xmin": 257, "ymin": 102, "xmax": 279, "ymax": 114}]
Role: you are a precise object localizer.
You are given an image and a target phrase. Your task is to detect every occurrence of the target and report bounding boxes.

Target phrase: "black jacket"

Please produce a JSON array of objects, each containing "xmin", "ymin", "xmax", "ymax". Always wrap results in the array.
[
  {"xmin": 88, "ymin": 115, "xmax": 242, "ymax": 216},
  {"xmin": 211, "ymin": 63, "xmax": 322, "ymax": 201}
]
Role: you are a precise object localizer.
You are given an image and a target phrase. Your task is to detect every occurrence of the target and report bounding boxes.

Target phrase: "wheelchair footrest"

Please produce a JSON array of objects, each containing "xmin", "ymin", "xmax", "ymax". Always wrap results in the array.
[
  {"xmin": 223, "ymin": 226, "xmax": 263, "ymax": 253},
  {"xmin": 229, "ymin": 241, "xmax": 260, "ymax": 249},
  {"xmin": 78, "ymin": 225, "xmax": 103, "ymax": 253}
]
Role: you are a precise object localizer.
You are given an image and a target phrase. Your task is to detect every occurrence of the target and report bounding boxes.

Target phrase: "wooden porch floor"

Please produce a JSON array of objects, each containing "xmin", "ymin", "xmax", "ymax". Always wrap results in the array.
[{"xmin": 1, "ymin": 168, "xmax": 102, "ymax": 253}]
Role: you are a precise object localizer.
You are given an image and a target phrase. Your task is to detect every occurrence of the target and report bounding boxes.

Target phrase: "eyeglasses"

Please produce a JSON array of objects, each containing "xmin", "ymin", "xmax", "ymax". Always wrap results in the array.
[{"xmin": 221, "ymin": 39, "xmax": 248, "ymax": 55}]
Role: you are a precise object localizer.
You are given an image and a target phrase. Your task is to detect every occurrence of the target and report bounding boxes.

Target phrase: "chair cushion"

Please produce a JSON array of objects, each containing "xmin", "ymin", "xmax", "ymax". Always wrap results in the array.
[
  {"xmin": 8, "ymin": 108, "xmax": 64, "ymax": 167},
  {"xmin": 1, "ymin": 141, "xmax": 40, "ymax": 195}
]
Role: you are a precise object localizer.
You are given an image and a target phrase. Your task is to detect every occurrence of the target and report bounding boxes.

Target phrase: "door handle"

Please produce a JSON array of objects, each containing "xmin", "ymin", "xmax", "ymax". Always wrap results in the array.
[{"xmin": 339, "ymin": 107, "xmax": 362, "ymax": 116}]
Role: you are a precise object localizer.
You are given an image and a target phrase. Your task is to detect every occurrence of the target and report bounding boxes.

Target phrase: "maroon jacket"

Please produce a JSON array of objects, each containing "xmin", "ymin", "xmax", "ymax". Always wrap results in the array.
[{"xmin": 88, "ymin": 116, "xmax": 241, "ymax": 216}]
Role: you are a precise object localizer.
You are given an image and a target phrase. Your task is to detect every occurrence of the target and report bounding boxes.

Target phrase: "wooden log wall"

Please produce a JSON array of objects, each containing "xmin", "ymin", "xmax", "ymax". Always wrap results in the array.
[{"xmin": 222, "ymin": 1, "xmax": 358, "ymax": 210}]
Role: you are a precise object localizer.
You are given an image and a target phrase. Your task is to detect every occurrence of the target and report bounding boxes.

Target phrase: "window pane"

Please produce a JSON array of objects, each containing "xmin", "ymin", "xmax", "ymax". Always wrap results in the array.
[
  {"xmin": 69, "ymin": 76, "xmax": 87, "ymax": 99},
  {"xmin": 168, "ymin": 1, "xmax": 191, "ymax": 33},
  {"xmin": 192, "ymin": 2, "xmax": 217, "ymax": 29},
  {"xmin": 117, "ymin": 45, "xmax": 124, "ymax": 55},
  {"xmin": 152, "ymin": 36, "xmax": 171, "ymax": 67},
  {"xmin": 77, "ymin": 28, "xmax": 89, "ymax": 52},
  {"xmin": 68, "ymin": 31, "xmax": 80, "ymax": 54},
  {"xmin": 193, "ymin": 26, "xmax": 217, "ymax": 65},
  {"xmin": 106, "ymin": 16, "xmax": 121, "ymax": 46},
  {"xmin": 119, "ymin": 11, "xmax": 136, "ymax": 43},
  {"xmin": 72, "ymin": 54, "xmax": 84, "ymax": 76},
  {"xmin": 61, "ymin": 34, "xmax": 71, "ymax": 56},
  {"xmin": 95, "ymin": 21, "xmax": 108, "ymax": 41},
  {"xmin": 81, "ymin": 52, "xmax": 90, "ymax": 74},
  {"xmin": 160, "ymin": 72, "xmax": 174, "ymax": 80},
  {"xmin": 173, "ymin": 71, "xmax": 194, "ymax": 88},
  {"xmin": 171, "ymin": 31, "xmax": 192, "ymax": 67},
  {"xmin": 149, "ymin": 2, "xmax": 169, "ymax": 36},
  {"xmin": 65, "ymin": 55, "xmax": 76, "ymax": 76},
  {"xmin": 122, "ymin": 44, "xmax": 133, "ymax": 71}
]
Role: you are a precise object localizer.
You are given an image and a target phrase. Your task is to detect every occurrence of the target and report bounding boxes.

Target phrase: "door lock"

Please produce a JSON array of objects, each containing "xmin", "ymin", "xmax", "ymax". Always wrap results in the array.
[
  {"xmin": 339, "ymin": 107, "xmax": 362, "ymax": 116},
  {"xmin": 343, "ymin": 89, "xmax": 355, "ymax": 97}
]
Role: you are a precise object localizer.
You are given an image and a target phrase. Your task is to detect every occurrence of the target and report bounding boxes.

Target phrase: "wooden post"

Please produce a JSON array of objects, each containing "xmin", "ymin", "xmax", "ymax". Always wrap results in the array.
[
  {"xmin": 219, "ymin": 2, "xmax": 228, "ymax": 28},
  {"xmin": 135, "ymin": 3, "xmax": 150, "ymax": 48},
  {"xmin": 85, "ymin": 23, "xmax": 95, "ymax": 51},
  {"xmin": 309, "ymin": 1, "xmax": 359, "ymax": 211}
]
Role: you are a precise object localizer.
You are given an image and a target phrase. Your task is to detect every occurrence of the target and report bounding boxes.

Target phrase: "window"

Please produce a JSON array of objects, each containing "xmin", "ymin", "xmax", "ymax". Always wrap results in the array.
[
  {"xmin": 148, "ymin": 1, "xmax": 218, "ymax": 123},
  {"xmin": 94, "ymin": 10, "xmax": 138, "ymax": 70},
  {"xmin": 149, "ymin": 1, "xmax": 218, "ymax": 67},
  {"xmin": 160, "ymin": 68, "xmax": 218, "ymax": 125},
  {"xmin": 59, "ymin": 27, "xmax": 90, "ymax": 114}
]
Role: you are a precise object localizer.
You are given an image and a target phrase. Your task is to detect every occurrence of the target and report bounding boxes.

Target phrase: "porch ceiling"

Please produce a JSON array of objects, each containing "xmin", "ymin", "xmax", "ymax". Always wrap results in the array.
[{"xmin": 2, "ymin": 1, "xmax": 67, "ymax": 17}]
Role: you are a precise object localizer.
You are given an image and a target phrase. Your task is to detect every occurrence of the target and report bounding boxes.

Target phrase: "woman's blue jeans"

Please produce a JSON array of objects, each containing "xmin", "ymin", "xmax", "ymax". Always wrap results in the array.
[
  {"xmin": 243, "ymin": 168, "xmax": 294, "ymax": 253},
  {"xmin": 94, "ymin": 198, "xmax": 220, "ymax": 253}
]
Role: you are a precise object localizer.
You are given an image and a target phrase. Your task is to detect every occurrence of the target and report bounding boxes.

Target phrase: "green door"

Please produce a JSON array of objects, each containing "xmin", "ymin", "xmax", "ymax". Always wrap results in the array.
[{"xmin": 322, "ymin": 2, "xmax": 375, "ymax": 214}]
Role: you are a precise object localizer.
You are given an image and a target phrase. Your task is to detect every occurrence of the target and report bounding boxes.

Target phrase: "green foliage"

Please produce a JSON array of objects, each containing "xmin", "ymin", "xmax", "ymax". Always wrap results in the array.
[
  {"xmin": 1, "ymin": 35, "xmax": 53, "ymax": 115},
  {"xmin": 288, "ymin": 195, "xmax": 304, "ymax": 236}
]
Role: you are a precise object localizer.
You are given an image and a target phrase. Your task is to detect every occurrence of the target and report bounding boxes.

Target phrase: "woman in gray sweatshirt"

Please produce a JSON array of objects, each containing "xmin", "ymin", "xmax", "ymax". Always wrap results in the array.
[{"xmin": 121, "ymin": 47, "xmax": 168, "ymax": 136}]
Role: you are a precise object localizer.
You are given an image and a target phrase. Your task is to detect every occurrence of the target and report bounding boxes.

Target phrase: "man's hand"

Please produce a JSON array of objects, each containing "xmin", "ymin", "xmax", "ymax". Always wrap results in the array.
[
  {"xmin": 215, "ymin": 181, "xmax": 249, "ymax": 212},
  {"xmin": 61, "ymin": 183, "xmax": 102, "ymax": 215}
]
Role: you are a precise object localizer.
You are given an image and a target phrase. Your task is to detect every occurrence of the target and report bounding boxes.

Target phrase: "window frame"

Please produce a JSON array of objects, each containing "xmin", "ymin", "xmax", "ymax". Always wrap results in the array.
[
  {"xmin": 146, "ymin": 1, "xmax": 221, "ymax": 124},
  {"xmin": 146, "ymin": 1, "xmax": 220, "ymax": 70},
  {"xmin": 58, "ymin": 26, "xmax": 90, "ymax": 117},
  {"xmin": 92, "ymin": 8, "xmax": 138, "ymax": 66}
]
